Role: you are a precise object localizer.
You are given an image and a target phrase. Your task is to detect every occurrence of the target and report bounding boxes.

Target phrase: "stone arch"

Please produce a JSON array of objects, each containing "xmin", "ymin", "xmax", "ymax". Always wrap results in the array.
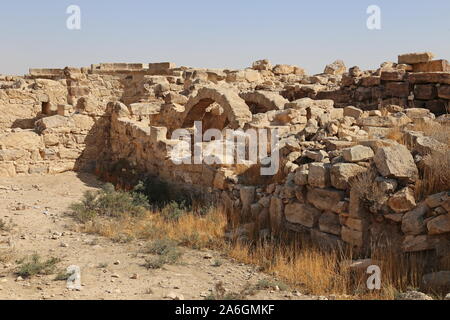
[
  {"xmin": 239, "ymin": 91, "xmax": 288, "ymax": 114},
  {"xmin": 181, "ymin": 87, "xmax": 252, "ymax": 131}
]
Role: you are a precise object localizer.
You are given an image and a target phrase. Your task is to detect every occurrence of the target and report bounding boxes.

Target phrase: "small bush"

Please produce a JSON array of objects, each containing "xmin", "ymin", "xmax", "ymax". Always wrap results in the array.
[
  {"xmin": 212, "ymin": 259, "xmax": 223, "ymax": 267},
  {"xmin": 69, "ymin": 183, "xmax": 149, "ymax": 222},
  {"xmin": 16, "ymin": 254, "xmax": 61, "ymax": 278},
  {"xmin": 255, "ymin": 278, "xmax": 289, "ymax": 291},
  {"xmin": 161, "ymin": 201, "xmax": 188, "ymax": 222},
  {"xmin": 144, "ymin": 239, "xmax": 182, "ymax": 269},
  {"xmin": 205, "ymin": 282, "xmax": 255, "ymax": 300}
]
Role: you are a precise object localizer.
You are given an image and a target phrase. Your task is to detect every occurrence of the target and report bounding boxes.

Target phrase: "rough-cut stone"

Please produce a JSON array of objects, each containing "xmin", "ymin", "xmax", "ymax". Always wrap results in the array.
[
  {"xmin": 387, "ymin": 187, "xmax": 416, "ymax": 213},
  {"xmin": 308, "ymin": 163, "xmax": 331, "ymax": 188},
  {"xmin": 307, "ymin": 187, "xmax": 345, "ymax": 213},
  {"xmin": 374, "ymin": 144, "xmax": 418, "ymax": 180},
  {"xmin": 425, "ymin": 192, "xmax": 448, "ymax": 208},
  {"xmin": 269, "ymin": 197, "xmax": 284, "ymax": 232},
  {"xmin": 414, "ymin": 136, "xmax": 447, "ymax": 155},
  {"xmin": 330, "ymin": 163, "xmax": 366, "ymax": 190},
  {"xmin": 272, "ymin": 64, "xmax": 304, "ymax": 75},
  {"xmin": 398, "ymin": 52, "xmax": 434, "ymax": 64},
  {"xmin": 438, "ymin": 85, "xmax": 450, "ymax": 99},
  {"xmin": 412, "ymin": 59, "xmax": 449, "ymax": 72},
  {"xmin": 342, "ymin": 145, "xmax": 374, "ymax": 162},
  {"xmin": 341, "ymin": 226, "xmax": 363, "ymax": 247},
  {"xmin": 285, "ymin": 202, "xmax": 321, "ymax": 228},
  {"xmin": 402, "ymin": 235, "xmax": 434, "ymax": 252},
  {"xmin": 427, "ymin": 214, "xmax": 450, "ymax": 235},
  {"xmin": 324, "ymin": 60, "xmax": 346, "ymax": 75},
  {"xmin": 401, "ymin": 204, "xmax": 428, "ymax": 235},
  {"xmin": 343, "ymin": 106, "xmax": 363, "ymax": 119},
  {"xmin": 319, "ymin": 211, "xmax": 341, "ymax": 236}
]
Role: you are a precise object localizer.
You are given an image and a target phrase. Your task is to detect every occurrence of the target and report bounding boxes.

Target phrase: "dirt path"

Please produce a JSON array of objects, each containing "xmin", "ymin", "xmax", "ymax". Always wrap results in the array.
[{"xmin": 0, "ymin": 172, "xmax": 325, "ymax": 300}]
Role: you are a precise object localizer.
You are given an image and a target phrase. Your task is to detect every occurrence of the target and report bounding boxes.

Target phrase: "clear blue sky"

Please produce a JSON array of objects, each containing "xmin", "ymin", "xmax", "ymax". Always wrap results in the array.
[{"xmin": 1, "ymin": 0, "xmax": 449, "ymax": 75}]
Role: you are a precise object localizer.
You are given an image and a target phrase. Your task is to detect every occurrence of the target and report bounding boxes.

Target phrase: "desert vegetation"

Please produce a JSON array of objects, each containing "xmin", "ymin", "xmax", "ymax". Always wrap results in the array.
[{"xmin": 68, "ymin": 180, "xmax": 448, "ymax": 300}]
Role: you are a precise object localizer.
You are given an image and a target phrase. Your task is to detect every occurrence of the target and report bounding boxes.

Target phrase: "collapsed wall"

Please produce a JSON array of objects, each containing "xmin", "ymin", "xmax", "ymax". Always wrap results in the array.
[{"xmin": 0, "ymin": 53, "xmax": 449, "ymax": 267}]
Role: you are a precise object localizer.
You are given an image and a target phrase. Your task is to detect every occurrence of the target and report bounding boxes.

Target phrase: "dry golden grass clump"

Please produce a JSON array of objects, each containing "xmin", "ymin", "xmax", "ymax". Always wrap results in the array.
[{"xmin": 71, "ymin": 188, "xmax": 437, "ymax": 300}]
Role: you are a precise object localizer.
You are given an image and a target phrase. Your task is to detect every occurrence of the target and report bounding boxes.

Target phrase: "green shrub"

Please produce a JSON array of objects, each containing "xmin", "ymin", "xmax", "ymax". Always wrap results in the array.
[
  {"xmin": 69, "ymin": 183, "xmax": 149, "ymax": 222},
  {"xmin": 161, "ymin": 201, "xmax": 188, "ymax": 222},
  {"xmin": 254, "ymin": 278, "xmax": 289, "ymax": 291},
  {"xmin": 16, "ymin": 254, "xmax": 61, "ymax": 278},
  {"xmin": 144, "ymin": 239, "xmax": 182, "ymax": 269}
]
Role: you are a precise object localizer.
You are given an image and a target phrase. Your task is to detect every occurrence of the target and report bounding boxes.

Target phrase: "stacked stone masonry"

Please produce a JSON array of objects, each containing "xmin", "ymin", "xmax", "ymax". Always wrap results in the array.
[{"xmin": 0, "ymin": 53, "xmax": 449, "ymax": 263}]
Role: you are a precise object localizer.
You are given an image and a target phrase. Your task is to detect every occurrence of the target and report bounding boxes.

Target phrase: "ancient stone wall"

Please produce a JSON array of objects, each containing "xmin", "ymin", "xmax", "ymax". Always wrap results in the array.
[{"xmin": 0, "ymin": 53, "xmax": 449, "ymax": 261}]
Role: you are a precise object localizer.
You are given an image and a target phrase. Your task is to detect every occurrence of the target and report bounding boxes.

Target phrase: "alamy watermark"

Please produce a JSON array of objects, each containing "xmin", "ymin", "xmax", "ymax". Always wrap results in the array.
[
  {"xmin": 168, "ymin": 122, "xmax": 280, "ymax": 176},
  {"xmin": 66, "ymin": 5, "xmax": 81, "ymax": 30},
  {"xmin": 367, "ymin": 5, "xmax": 381, "ymax": 30},
  {"xmin": 367, "ymin": 265, "xmax": 381, "ymax": 290}
]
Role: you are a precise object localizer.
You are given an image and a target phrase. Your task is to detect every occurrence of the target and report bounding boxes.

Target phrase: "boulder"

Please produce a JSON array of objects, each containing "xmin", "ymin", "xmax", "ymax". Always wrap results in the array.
[
  {"xmin": 343, "ymin": 106, "xmax": 363, "ymax": 119},
  {"xmin": 330, "ymin": 163, "xmax": 366, "ymax": 190},
  {"xmin": 324, "ymin": 60, "xmax": 346, "ymax": 75},
  {"xmin": 285, "ymin": 202, "xmax": 321, "ymax": 228},
  {"xmin": 387, "ymin": 187, "xmax": 416, "ymax": 213},
  {"xmin": 398, "ymin": 52, "xmax": 434, "ymax": 64},
  {"xmin": 308, "ymin": 163, "xmax": 331, "ymax": 188},
  {"xmin": 272, "ymin": 64, "xmax": 305, "ymax": 76},
  {"xmin": 374, "ymin": 144, "xmax": 418, "ymax": 180},
  {"xmin": 252, "ymin": 59, "xmax": 272, "ymax": 71},
  {"xmin": 318, "ymin": 211, "xmax": 341, "ymax": 235},
  {"xmin": 342, "ymin": 145, "xmax": 374, "ymax": 162},
  {"xmin": 425, "ymin": 192, "xmax": 448, "ymax": 208},
  {"xmin": 427, "ymin": 214, "xmax": 450, "ymax": 235},
  {"xmin": 341, "ymin": 226, "xmax": 363, "ymax": 247},
  {"xmin": 307, "ymin": 187, "xmax": 345, "ymax": 213},
  {"xmin": 401, "ymin": 204, "xmax": 428, "ymax": 235},
  {"xmin": 294, "ymin": 167, "xmax": 309, "ymax": 186}
]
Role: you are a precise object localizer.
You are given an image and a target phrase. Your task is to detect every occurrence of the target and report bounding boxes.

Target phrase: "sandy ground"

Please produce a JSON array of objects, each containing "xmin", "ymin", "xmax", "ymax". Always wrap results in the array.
[{"xmin": 0, "ymin": 172, "xmax": 326, "ymax": 300}]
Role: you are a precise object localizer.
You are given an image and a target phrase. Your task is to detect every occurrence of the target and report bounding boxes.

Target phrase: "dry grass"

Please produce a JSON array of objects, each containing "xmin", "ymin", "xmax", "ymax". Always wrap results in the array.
[
  {"xmin": 411, "ymin": 122, "xmax": 450, "ymax": 199},
  {"xmin": 80, "ymin": 206, "xmax": 228, "ymax": 250},
  {"xmin": 411, "ymin": 121, "xmax": 450, "ymax": 146},
  {"xmin": 386, "ymin": 126, "xmax": 406, "ymax": 145},
  {"xmin": 415, "ymin": 149, "xmax": 450, "ymax": 199},
  {"xmin": 76, "ymin": 202, "xmax": 433, "ymax": 300}
]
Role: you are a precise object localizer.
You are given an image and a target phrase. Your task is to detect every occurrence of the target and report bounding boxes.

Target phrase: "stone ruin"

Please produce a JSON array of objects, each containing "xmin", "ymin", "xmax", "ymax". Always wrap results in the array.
[{"xmin": 0, "ymin": 53, "xmax": 449, "ymax": 273}]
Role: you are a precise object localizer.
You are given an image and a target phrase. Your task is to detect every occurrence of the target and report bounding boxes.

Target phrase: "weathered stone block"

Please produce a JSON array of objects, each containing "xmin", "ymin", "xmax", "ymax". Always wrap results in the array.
[
  {"xmin": 342, "ymin": 145, "xmax": 374, "ymax": 162},
  {"xmin": 319, "ymin": 211, "xmax": 341, "ymax": 235},
  {"xmin": 402, "ymin": 204, "xmax": 428, "ymax": 235},
  {"xmin": 385, "ymin": 82, "xmax": 410, "ymax": 98},
  {"xmin": 388, "ymin": 187, "xmax": 416, "ymax": 213},
  {"xmin": 412, "ymin": 59, "xmax": 450, "ymax": 72},
  {"xmin": 374, "ymin": 144, "xmax": 418, "ymax": 180},
  {"xmin": 380, "ymin": 70, "xmax": 406, "ymax": 81},
  {"xmin": 307, "ymin": 187, "xmax": 345, "ymax": 213},
  {"xmin": 398, "ymin": 52, "xmax": 434, "ymax": 64},
  {"xmin": 414, "ymin": 84, "xmax": 437, "ymax": 100},
  {"xmin": 427, "ymin": 214, "xmax": 450, "ymax": 235},
  {"xmin": 285, "ymin": 202, "xmax": 321, "ymax": 228},
  {"xmin": 330, "ymin": 163, "xmax": 366, "ymax": 190},
  {"xmin": 308, "ymin": 163, "xmax": 331, "ymax": 188},
  {"xmin": 343, "ymin": 106, "xmax": 363, "ymax": 119},
  {"xmin": 437, "ymin": 85, "xmax": 450, "ymax": 99},
  {"xmin": 341, "ymin": 226, "xmax": 363, "ymax": 247},
  {"xmin": 408, "ymin": 72, "xmax": 450, "ymax": 84}
]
